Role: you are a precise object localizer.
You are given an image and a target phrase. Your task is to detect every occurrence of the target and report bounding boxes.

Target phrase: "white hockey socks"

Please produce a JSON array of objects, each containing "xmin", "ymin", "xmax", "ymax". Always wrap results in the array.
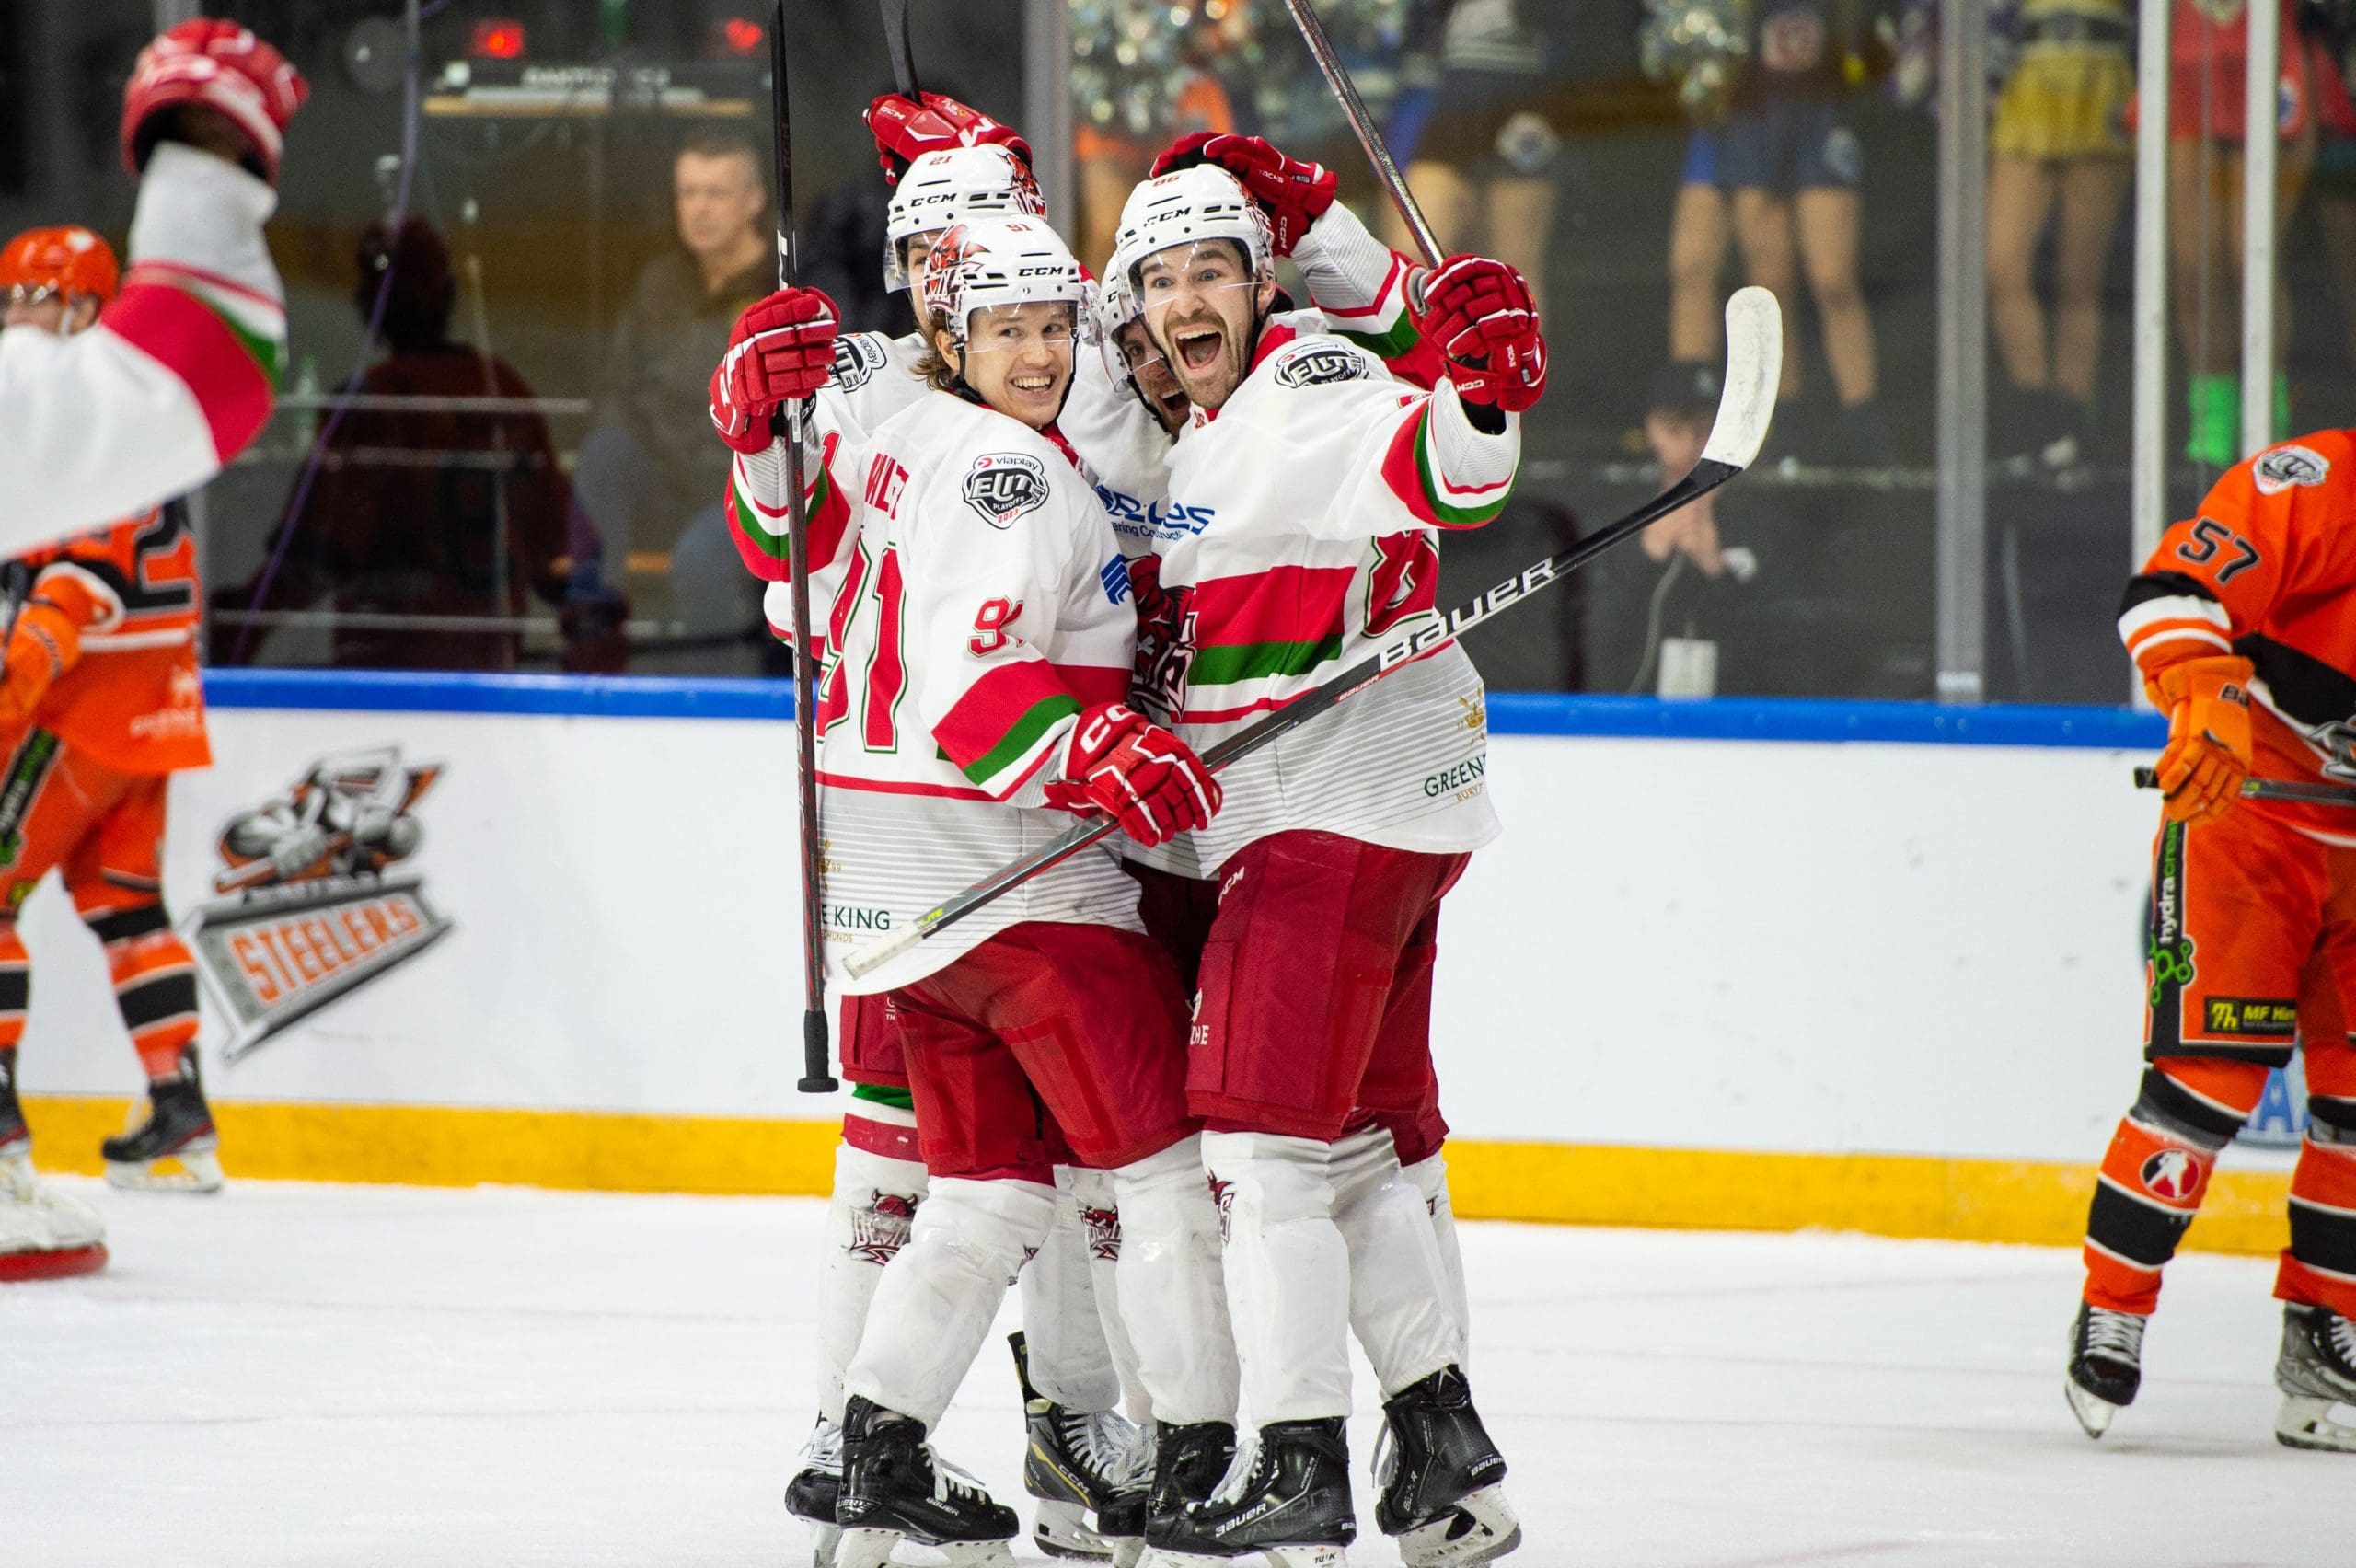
[
  {"xmin": 843, "ymin": 1175, "xmax": 1059, "ymax": 1431},
  {"xmin": 1200, "ymin": 1129, "xmax": 1353, "ymax": 1424},
  {"xmin": 1331, "ymin": 1126, "xmax": 1462, "ymax": 1398},
  {"xmin": 1021, "ymin": 1166, "xmax": 1122, "ymax": 1413},
  {"xmin": 816, "ymin": 1117, "xmax": 930, "ymax": 1423},
  {"xmin": 1112, "ymin": 1134, "xmax": 1240, "ymax": 1426},
  {"xmin": 1403, "ymin": 1147, "xmax": 1472, "ymax": 1371},
  {"xmin": 1065, "ymin": 1164, "xmax": 1156, "ymax": 1424}
]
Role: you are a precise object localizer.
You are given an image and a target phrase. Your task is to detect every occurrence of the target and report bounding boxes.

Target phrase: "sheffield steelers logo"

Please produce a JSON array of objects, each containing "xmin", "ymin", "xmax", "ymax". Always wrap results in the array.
[{"xmin": 2141, "ymin": 1148, "xmax": 2204, "ymax": 1204}]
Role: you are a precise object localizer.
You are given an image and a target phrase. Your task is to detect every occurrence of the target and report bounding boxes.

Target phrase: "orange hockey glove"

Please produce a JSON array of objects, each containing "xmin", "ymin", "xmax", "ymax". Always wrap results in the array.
[
  {"xmin": 2149, "ymin": 654, "xmax": 2253, "ymax": 824},
  {"xmin": 0, "ymin": 574, "xmax": 101, "ymax": 726}
]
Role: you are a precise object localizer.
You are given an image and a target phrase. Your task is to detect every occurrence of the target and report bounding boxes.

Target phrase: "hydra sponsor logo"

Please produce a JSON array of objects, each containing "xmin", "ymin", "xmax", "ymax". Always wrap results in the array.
[
  {"xmin": 183, "ymin": 746, "xmax": 452, "ymax": 1064},
  {"xmin": 826, "ymin": 902, "xmax": 895, "ymax": 932},
  {"xmin": 2146, "ymin": 824, "xmax": 2194, "ymax": 1010},
  {"xmin": 964, "ymin": 451, "xmax": 1050, "ymax": 528},
  {"xmin": 1274, "ymin": 343, "xmax": 1368, "ymax": 388},
  {"xmin": 2254, "ymin": 443, "xmax": 2330, "ymax": 494},
  {"xmin": 1423, "ymin": 755, "xmax": 1487, "ymax": 798},
  {"xmin": 2139, "ymin": 1148, "xmax": 2204, "ymax": 1204},
  {"xmin": 2203, "ymin": 996, "xmax": 2296, "ymax": 1037},
  {"xmin": 829, "ymin": 331, "xmax": 889, "ymax": 392},
  {"xmin": 0, "ymin": 730, "xmax": 62, "ymax": 872}
]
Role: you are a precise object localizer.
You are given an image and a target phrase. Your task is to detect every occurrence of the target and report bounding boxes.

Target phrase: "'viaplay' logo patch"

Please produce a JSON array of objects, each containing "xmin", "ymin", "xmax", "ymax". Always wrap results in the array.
[{"xmin": 182, "ymin": 746, "xmax": 454, "ymax": 1062}]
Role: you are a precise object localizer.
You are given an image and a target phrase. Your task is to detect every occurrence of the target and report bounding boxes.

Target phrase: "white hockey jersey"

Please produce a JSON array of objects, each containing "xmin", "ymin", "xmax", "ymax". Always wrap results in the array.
[
  {"xmin": 1141, "ymin": 327, "xmax": 1518, "ymax": 873},
  {"xmin": 0, "ymin": 144, "xmax": 285, "ymax": 552},
  {"xmin": 795, "ymin": 392, "xmax": 1145, "ymax": 995}
]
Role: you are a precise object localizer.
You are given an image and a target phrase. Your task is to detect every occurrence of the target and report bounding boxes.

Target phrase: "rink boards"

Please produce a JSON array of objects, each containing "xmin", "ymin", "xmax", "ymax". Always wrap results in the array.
[{"xmin": 13, "ymin": 674, "xmax": 2294, "ymax": 1255}]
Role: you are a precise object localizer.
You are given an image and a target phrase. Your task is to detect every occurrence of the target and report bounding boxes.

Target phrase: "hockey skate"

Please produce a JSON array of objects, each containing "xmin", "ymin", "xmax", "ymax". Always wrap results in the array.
[
  {"xmin": 102, "ymin": 1045, "xmax": 222, "ymax": 1193},
  {"xmin": 1142, "ymin": 1418, "xmax": 1355, "ymax": 1568},
  {"xmin": 2274, "ymin": 1303, "xmax": 2356, "ymax": 1452},
  {"xmin": 1140, "ymin": 1419, "xmax": 1235, "ymax": 1559},
  {"xmin": 1374, "ymin": 1367, "xmax": 1519, "ymax": 1567},
  {"xmin": 836, "ymin": 1395, "xmax": 1019, "ymax": 1568},
  {"xmin": 785, "ymin": 1416, "xmax": 845, "ymax": 1567},
  {"xmin": 1, "ymin": 1051, "xmax": 30, "ymax": 1199},
  {"xmin": 1010, "ymin": 1332, "xmax": 1149, "ymax": 1562},
  {"xmin": 0, "ymin": 1060, "xmax": 108, "ymax": 1282},
  {"xmin": 2063, "ymin": 1301, "xmax": 2145, "ymax": 1438}
]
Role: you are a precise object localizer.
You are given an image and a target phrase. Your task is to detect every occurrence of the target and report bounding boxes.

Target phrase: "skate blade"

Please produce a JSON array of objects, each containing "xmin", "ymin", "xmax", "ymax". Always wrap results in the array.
[
  {"xmin": 106, "ymin": 1147, "xmax": 223, "ymax": 1193},
  {"xmin": 0, "ymin": 1239, "xmax": 108, "ymax": 1283},
  {"xmin": 1036, "ymin": 1496, "xmax": 1115, "ymax": 1558},
  {"xmin": 805, "ymin": 1521, "xmax": 841, "ymax": 1568},
  {"xmin": 0, "ymin": 1148, "xmax": 33, "ymax": 1201},
  {"xmin": 1110, "ymin": 1540, "xmax": 1147, "ymax": 1568},
  {"xmin": 2275, "ymin": 1393, "xmax": 2356, "ymax": 1452},
  {"xmin": 1399, "ymin": 1485, "xmax": 1520, "ymax": 1568},
  {"xmin": 2063, "ymin": 1378, "xmax": 2119, "ymax": 1439},
  {"xmin": 1139, "ymin": 1550, "xmax": 1347, "ymax": 1568}
]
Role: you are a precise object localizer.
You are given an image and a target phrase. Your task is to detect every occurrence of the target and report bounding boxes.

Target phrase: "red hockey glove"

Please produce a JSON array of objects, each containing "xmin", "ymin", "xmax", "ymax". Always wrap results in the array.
[
  {"xmin": 121, "ymin": 19, "xmax": 307, "ymax": 183},
  {"xmin": 1149, "ymin": 133, "xmax": 1336, "ymax": 257},
  {"xmin": 1044, "ymin": 703, "xmax": 1220, "ymax": 849},
  {"xmin": 2149, "ymin": 654, "xmax": 2253, "ymax": 824},
  {"xmin": 0, "ymin": 577, "xmax": 100, "ymax": 727},
  {"xmin": 864, "ymin": 91, "xmax": 1033, "ymax": 183},
  {"xmin": 1415, "ymin": 255, "xmax": 1547, "ymax": 414},
  {"xmin": 710, "ymin": 288, "xmax": 840, "ymax": 455}
]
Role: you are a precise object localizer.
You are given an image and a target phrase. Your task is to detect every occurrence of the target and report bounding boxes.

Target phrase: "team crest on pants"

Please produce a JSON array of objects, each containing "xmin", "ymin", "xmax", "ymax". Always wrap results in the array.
[
  {"xmin": 2140, "ymin": 1148, "xmax": 2206, "ymax": 1205},
  {"xmin": 181, "ymin": 746, "xmax": 453, "ymax": 1062},
  {"xmin": 849, "ymin": 1189, "xmax": 918, "ymax": 1265},
  {"xmin": 1209, "ymin": 1174, "xmax": 1234, "ymax": 1244},
  {"xmin": 1081, "ymin": 1204, "xmax": 1122, "ymax": 1262}
]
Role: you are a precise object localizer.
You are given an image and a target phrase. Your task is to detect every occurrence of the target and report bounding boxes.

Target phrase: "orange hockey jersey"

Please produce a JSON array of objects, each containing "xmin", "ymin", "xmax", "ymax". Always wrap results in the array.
[
  {"xmin": 2119, "ymin": 430, "xmax": 2356, "ymax": 843},
  {"xmin": 8, "ymin": 502, "xmax": 208, "ymax": 775}
]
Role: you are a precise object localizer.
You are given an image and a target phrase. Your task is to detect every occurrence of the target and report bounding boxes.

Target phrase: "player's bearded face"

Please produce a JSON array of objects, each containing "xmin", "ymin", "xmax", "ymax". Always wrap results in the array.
[
  {"xmin": 1138, "ymin": 240, "xmax": 1269, "ymax": 412},
  {"xmin": 942, "ymin": 301, "xmax": 1077, "ymax": 432},
  {"xmin": 1116, "ymin": 318, "xmax": 1188, "ymax": 433}
]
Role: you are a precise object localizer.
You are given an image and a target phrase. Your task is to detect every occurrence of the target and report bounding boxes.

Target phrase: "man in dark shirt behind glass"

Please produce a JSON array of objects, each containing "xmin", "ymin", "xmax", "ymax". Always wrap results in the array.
[{"xmin": 572, "ymin": 127, "xmax": 775, "ymax": 663}]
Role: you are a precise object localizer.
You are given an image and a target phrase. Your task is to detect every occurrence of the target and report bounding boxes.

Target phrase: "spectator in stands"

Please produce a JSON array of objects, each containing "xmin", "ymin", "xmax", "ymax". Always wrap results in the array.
[
  {"xmin": 569, "ymin": 128, "xmax": 774, "ymax": 651},
  {"xmin": 214, "ymin": 219, "xmax": 583, "ymax": 673}
]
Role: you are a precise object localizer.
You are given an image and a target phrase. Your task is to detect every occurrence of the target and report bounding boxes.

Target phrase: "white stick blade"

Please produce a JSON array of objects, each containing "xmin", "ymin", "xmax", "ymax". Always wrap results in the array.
[
  {"xmin": 1701, "ymin": 286, "xmax": 1784, "ymax": 472},
  {"xmin": 844, "ymin": 925, "xmax": 921, "ymax": 982}
]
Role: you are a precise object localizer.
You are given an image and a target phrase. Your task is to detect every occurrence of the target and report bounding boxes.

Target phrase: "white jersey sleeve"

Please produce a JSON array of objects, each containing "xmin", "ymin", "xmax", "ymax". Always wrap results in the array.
[
  {"xmin": 1289, "ymin": 200, "xmax": 1423, "ymax": 364},
  {"xmin": 0, "ymin": 145, "xmax": 284, "ymax": 552}
]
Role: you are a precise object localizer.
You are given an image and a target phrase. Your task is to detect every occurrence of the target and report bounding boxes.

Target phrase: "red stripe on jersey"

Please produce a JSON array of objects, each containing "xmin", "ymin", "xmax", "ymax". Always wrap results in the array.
[
  {"xmin": 123, "ymin": 259, "xmax": 282, "ymax": 315},
  {"xmin": 101, "ymin": 282, "xmax": 273, "ymax": 464},
  {"xmin": 935, "ymin": 661, "xmax": 1078, "ymax": 783},
  {"xmin": 1189, "ymin": 564, "xmax": 1357, "ymax": 650}
]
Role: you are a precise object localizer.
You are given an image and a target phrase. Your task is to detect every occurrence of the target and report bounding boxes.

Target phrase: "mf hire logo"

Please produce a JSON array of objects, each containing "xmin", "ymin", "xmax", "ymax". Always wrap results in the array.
[{"xmin": 181, "ymin": 746, "xmax": 454, "ymax": 1063}]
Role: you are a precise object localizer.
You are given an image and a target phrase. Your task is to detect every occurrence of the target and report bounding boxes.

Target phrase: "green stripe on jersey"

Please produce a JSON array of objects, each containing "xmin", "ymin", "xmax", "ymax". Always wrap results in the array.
[
  {"xmin": 1187, "ymin": 634, "xmax": 1343, "ymax": 688},
  {"xmin": 960, "ymin": 692, "xmax": 1081, "ymax": 787}
]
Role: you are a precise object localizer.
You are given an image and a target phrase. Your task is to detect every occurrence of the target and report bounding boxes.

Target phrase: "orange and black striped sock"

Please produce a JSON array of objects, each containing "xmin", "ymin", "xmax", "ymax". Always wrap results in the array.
[{"xmin": 2083, "ymin": 1062, "xmax": 2265, "ymax": 1314}]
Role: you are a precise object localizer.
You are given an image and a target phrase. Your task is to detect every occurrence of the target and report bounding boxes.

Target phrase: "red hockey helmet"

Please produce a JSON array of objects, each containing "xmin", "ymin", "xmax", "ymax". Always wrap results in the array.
[{"xmin": 0, "ymin": 226, "xmax": 121, "ymax": 308}]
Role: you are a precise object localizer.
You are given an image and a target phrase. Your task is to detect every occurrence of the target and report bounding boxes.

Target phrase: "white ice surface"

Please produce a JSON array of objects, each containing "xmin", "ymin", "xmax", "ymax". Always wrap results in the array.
[{"xmin": 0, "ymin": 1179, "xmax": 2338, "ymax": 1566}]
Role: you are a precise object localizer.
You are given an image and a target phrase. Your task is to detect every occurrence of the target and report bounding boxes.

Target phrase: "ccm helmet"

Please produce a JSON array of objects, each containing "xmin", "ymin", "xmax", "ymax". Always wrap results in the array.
[
  {"xmin": 918, "ymin": 216, "xmax": 1091, "ymax": 352},
  {"xmin": 884, "ymin": 144, "xmax": 1047, "ymax": 293},
  {"xmin": 1108, "ymin": 163, "xmax": 1274, "ymax": 296}
]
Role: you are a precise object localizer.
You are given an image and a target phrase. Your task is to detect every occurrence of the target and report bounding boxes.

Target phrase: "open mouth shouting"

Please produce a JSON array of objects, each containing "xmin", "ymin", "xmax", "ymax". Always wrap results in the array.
[{"xmin": 1173, "ymin": 324, "xmax": 1226, "ymax": 376}]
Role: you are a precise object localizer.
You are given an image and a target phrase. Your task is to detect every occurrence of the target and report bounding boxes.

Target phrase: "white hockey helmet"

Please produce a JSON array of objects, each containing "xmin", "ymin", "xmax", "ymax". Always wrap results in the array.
[
  {"xmin": 918, "ymin": 216, "xmax": 1092, "ymax": 352},
  {"xmin": 884, "ymin": 144, "xmax": 1047, "ymax": 293},
  {"xmin": 1094, "ymin": 268, "xmax": 1157, "ymax": 405},
  {"xmin": 1109, "ymin": 163, "xmax": 1275, "ymax": 296}
]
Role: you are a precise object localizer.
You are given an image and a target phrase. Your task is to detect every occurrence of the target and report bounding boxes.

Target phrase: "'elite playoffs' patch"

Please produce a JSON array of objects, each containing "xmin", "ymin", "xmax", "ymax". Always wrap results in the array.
[
  {"xmin": 1274, "ymin": 342, "xmax": 1369, "ymax": 389},
  {"xmin": 2254, "ymin": 444, "xmax": 2330, "ymax": 495},
  {"xmin": 964, "ymin": 452, "xmax": 1049, "ymax": 528}
]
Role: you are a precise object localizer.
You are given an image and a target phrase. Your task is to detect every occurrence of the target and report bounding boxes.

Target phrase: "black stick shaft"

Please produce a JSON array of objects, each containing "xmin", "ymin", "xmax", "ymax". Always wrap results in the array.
[
  {"xmin": 2131, "ymin": 766, "xmax": 2356, "ymax": 806},
  {"xmin": 1279, "ymin": 0, "xmax": 1441, "ymax": 267},
  {"xmin": 854, "ymin": 458, "xmax": 1742, "ymax": 976},
  {"xmin": 881, "ymin": 0, "xmax": 920, "ymax": 98},
  {"xmin": 773, "ymin": 0, "xmax": 837, "ymax": 1093}
]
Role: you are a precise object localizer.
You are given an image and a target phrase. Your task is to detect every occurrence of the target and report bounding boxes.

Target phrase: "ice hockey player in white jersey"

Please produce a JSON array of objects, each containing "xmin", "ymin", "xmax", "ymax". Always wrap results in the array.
[
  {"xmin": 1109, "ymin": 161, "xmax": 1546, "ymax": 1567},
  {"xmin": 0, "ymin": 20, "xmax": 302, "ymax": 552},
  {"xmin": 724, "ymin": 217, "xmax": 1239, "ymax": 1568},
  {"xmin": 712, "ymin": 98, "xmax": 1164, "ymax": 1563}
]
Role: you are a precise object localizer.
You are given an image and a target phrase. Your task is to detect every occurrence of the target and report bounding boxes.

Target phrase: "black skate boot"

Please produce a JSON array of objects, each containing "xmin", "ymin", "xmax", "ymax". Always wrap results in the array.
[
  {"xmin": 1375, "ymin": 1366, "xmax": 1519, "ymax": 1567},
  {"xmin": 0, "ymin": 1048, "xmax": 29, "ymax": 1197},
  {"xmin": 2064, "ymin": 1301, "xmax": 2145, "ymax": 1438},
  {"xmin": 2275, "ymin": 1303, "xmax": 2356, "ymax": 1451},
  {"xmin": 1010, "ymin": 1331, "xmax": 1148, "ymax": 1561},
  {"xmin": 836, "ymin": 1394, "xmax": 1019, "ymax": 1568},
  {"xmin": 784, "ymin": 1415, "xmax": 844, "ymax": 1566},
  {"xmin": 1147, "ymin": 1418, "xmax": 1354, "ymax": 1567},
  {"xmin": 1141, "ymin": 1418, "xmax": 1235, "ymax": 1557},
  {"xmin": 101, "ymin": 1045, "xmax": 221, "ymax": 1193}
]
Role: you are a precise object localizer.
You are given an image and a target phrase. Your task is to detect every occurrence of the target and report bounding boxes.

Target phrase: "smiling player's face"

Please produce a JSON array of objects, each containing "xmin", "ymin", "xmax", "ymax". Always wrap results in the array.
[
  {"xmin": 940, "ymin": 301, "xmax": 1077, "ymax": 431},
  {"xmin": 1137, "ymin": 239, "xmax": 1269, "ymax": 413}
]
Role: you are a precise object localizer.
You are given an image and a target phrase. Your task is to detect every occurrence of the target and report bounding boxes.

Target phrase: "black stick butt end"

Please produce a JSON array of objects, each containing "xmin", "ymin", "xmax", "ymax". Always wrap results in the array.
[
  {"xmin": 798, "ymin": 1007, "xmax": 837, "ymax": 1095},
  {"xmin": 2132, "ymin": 766, "xmax": 2158, "ymax": 789}
]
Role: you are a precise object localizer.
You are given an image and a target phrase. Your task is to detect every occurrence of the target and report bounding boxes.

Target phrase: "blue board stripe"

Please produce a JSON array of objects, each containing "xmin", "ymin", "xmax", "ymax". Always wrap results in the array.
[{"xmin": 199, "ymin": 670, "xmax": 2168, "ymax": 749}]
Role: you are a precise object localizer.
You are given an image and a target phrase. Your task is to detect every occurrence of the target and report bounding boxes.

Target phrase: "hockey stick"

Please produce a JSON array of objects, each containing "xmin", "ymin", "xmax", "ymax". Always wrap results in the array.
[
  {"xmin": 2131, "ymin": 766, "xmax": 2356, "ymax": 806},
  {"xmin": 1278, "ymin": 0, "xmax": 1442, "ymax": 267},
  {"xmin": 771, "ymin": 0, "xmax": 837, "ymax": 1093},
  {"xmin": 880, "ymin": 0, "xmax": 920, "ymax": 99},
  {"xmin": 841, "ymin": 287, "xmax": 1784, "ymax": 979}
]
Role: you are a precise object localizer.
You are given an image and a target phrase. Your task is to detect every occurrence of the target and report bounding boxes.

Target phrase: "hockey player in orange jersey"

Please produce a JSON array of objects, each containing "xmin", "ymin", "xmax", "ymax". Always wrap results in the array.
[
  {"xmin": 0, "ymin": 225, "xmax": 221, "ymax": 1206},
  {"xmin": 2069, "ymin": 430, "xmax": 2356, "ymax": 1450}
]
